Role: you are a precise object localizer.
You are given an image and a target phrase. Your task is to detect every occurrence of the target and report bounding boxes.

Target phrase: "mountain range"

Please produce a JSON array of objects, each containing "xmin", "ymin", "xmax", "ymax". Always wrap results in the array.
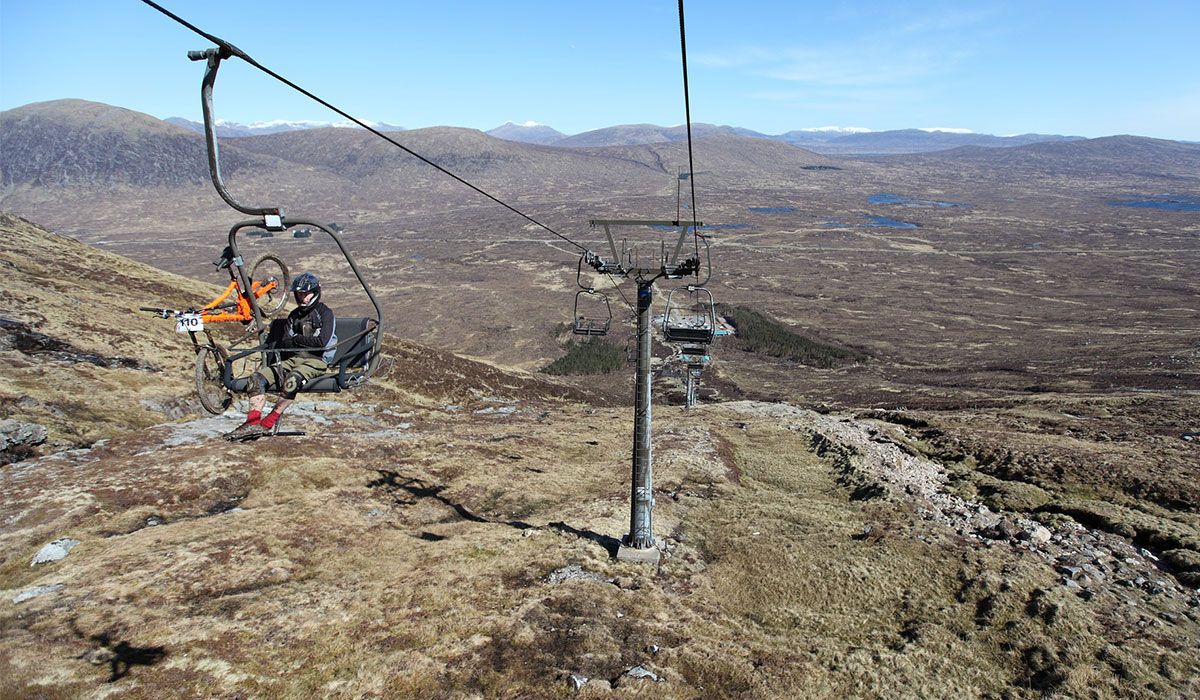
[
  {"xmin": 4, "ymin": 100, "xmax": 1194, "ymax": 197},
  {"xmin": 165, "ymin": 116, "xmax": 406, "ymax": 138},
  {"xmin": 167, "ymin": 112, "xmax": 1087, "ymax": 155}
]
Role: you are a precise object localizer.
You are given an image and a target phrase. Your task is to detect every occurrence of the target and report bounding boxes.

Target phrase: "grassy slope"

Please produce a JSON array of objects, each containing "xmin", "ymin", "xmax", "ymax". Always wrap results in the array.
[
  {"xmin": 0, "ymin": 218, "xmax": 1197, "ymax": 698},
  {"xmin": 0, "ymin": 212, "xmax": 225, "ymax": 447},
  {"xmin": 2, "ymin": 400, "xmax": 1197, "ymax": 698}
]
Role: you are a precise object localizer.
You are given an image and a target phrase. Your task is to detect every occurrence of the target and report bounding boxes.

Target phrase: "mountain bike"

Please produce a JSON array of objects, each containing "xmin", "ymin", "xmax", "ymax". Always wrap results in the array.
[{"xmin": 142, "ymin": 249, "xmax": 289, "ymax": 414}]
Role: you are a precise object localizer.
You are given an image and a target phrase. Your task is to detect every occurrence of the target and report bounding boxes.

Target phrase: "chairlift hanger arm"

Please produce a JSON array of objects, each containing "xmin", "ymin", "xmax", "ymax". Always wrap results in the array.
[
  {"xmin": 691, "ymin": 234, "xmax": 712, "ymax": 286},
  {"xmin": 191, "ymin": 47, "xmax": 284, "ymax": 222}
]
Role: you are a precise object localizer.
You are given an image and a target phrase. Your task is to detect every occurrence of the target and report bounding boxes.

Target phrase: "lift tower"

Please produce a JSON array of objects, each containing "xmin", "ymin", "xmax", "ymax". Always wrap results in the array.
[{"xmin": 586, "ymin": 219, "xmax": 702, "ymax": 563}]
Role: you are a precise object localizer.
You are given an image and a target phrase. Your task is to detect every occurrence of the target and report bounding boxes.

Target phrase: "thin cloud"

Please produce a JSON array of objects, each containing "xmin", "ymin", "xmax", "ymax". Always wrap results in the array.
[
  {"xmin": 893, "ymin": 5, "xmax": 1003, "ymax": 36},
  {"xmin": 761, "ymin": 47, "xmax": 965, "ymax": 87},
  {"xmin": 697, "ymin": 6, "xmax": 989, "ymax": 95}
]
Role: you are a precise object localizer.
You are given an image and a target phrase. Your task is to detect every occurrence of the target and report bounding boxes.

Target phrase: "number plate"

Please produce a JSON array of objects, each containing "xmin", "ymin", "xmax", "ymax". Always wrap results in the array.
[{"xmin": 175, "ymin": 313, "xmax": 204, "ymax": 333}]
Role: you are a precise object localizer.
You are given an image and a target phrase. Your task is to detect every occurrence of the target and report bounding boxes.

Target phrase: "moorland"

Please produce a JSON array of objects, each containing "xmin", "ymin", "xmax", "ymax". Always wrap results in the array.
[{"xmin": 1, "ymin": 98, "xmax": 1198, "ymax": 698}]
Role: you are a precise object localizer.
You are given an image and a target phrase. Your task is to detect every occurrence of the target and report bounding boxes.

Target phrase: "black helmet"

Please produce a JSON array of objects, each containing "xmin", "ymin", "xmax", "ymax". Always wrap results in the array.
[{"xmin": 291, "ymin": 272, "xmax": 321, "ymax": 309}]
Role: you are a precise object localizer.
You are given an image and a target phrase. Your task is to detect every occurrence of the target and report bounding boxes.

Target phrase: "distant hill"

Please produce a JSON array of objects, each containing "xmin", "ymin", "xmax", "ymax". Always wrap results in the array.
[
  {"xmin": 892, "ymin": 134, "xmax": 1200, "ymax": 178},
  {"xmin": 580, "ymin": 134, "xmax": 834, "ymax": 178},
  {"xmin": 0, "ymin": 99, "xmax": 272, "ymax": 188},
  {"xmin": 551, "ymin": 123, "xmax": 1082, "ymax": 154},
  {"xmin": 151, "ymin": 110, "xmax": 1102, "ymax": 155},
  {"xmin": 486, "ymin": 122, "xmax": 567, "ymax": 146},
  {"xmin": 3, "ymin": 100, "xmax": 809, "ymax": 212},
  {"xmin": 781, "ymin": 129, "xmax": 1085, "ymax": 155},
  {"xmin": 228, "ymin": 125, "xmax": 672, "ymax": 193},
  {"xmin": 3, "ymin": 98, "xmax": 1192, "ymax": 219},
  {"xmin": 166, "ymin": 116, "xmax": 405, "ymax": 138},
  {"xmin": 556, "ymin": 122, "xmax": 770, "ymax": 148}
]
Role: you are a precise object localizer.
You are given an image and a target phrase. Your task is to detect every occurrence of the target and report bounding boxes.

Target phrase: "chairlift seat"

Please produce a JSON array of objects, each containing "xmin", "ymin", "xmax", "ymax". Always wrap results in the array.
[
  {"xmin": 664, "ymin": 325, "xmax": 715, "ymax": 344},
  {"xmin": 259, "ymin": 317, "xmax": 378, "ymax": 393},
  {"xmin": 574, "ymin": 317, "xmax": 611, "ymax": 336},
  {"xmin": 663, "ymin": 286, "xmax": 716, "ymax": 345}
]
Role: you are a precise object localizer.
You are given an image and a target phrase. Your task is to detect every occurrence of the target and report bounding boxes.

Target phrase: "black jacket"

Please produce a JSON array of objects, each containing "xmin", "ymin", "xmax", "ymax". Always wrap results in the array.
[{"xmin": 279, "ymin": 301, "xmax": 335, "ymax": 360}]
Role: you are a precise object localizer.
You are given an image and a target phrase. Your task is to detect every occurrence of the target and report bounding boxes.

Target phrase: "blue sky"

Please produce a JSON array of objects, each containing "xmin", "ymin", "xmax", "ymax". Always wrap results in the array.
[{"xmin": 1, "ymin": 1, "xmax": 1197, "ymax": 140}]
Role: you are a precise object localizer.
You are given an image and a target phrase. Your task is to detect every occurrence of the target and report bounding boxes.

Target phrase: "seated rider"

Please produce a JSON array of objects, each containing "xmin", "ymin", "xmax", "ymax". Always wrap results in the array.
[{"xmin": 225, "ymin": 272, "xmax": 336, "ymax": 439}]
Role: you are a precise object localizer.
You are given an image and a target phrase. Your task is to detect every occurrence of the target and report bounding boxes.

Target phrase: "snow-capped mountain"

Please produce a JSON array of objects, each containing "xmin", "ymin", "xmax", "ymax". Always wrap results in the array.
[{"xmin": 165, "ymin": 117, "xmax": 405, "ymax": 138}]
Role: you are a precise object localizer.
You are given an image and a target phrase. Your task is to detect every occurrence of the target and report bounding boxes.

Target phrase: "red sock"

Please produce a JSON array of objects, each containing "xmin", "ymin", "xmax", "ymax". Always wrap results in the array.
[
  {"xmin": 246, "ymin": 410, "xmax": 262, "ymax": 425},
  {"xmin": 260, "ymin": 411, "xmax": 282, "ymax": 430}
]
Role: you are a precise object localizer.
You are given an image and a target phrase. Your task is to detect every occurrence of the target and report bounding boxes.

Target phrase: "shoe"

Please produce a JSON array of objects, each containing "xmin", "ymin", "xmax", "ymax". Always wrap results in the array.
[
  {"xmin": 224, "ymin": 420, "xmax": 265, "ymax": 441},
  {"xmin": 259, "ymin": 412, "xmax": 282, "ymax": 434}
]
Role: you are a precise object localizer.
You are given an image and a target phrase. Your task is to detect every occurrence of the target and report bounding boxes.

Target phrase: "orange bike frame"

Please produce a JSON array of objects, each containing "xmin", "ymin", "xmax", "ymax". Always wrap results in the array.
[{"xmin": 199, "ymin": 278, "xmax": 278, "ymax": 324}]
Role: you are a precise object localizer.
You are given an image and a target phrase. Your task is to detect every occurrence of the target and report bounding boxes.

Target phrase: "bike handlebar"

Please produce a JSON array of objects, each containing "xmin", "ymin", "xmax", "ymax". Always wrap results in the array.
[
  {"xmin": 139, "ymin": 306, "xmax": 173, "ymax": 318},
  {"xmin": 140, "ymin": 306, "xmax": 200, "ymax": 318}
]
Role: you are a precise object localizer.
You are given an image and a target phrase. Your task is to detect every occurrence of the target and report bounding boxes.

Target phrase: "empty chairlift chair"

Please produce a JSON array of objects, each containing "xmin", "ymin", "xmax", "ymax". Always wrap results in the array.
[
  {"xmin": 571, "ymin": 253, "xmax": 613, "ymax": 337},
  {"xmin": 573, "ymin": 289, "xmax": 612, "ymax": 337},
  {"xmin": 663, "ymin": 287, "xmax": 716, "ymax": 344}
]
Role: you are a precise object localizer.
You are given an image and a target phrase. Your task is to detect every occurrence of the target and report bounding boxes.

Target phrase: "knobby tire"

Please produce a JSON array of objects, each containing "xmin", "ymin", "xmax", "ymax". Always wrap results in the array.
[
  {"xmin": 248, "ymin": 253, "xmax": 290, "ymax": 318},
  {"xmin": 195, "ymin": 343, "xmax": 232, "ymax": 415}
]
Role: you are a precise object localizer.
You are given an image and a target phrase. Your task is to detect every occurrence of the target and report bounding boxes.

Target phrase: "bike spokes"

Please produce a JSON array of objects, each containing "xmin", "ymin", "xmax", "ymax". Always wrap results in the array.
[{"xmin": 248, "ymin": 253, "xmax": 290, "ymax": 318}]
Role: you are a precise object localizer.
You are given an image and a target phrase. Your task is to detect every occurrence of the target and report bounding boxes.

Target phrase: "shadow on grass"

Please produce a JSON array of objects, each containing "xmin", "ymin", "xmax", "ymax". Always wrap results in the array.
[
  {"xmin": 368, "ymin": 469, "xmax": 620, "ymax": 557},
  {"xmin": 70, "ymin": 620, "xmax": 166, "ymax": 683},
  {"xmin": 546, "ymin": 521, "xmax": 621, "ymax": 558}
]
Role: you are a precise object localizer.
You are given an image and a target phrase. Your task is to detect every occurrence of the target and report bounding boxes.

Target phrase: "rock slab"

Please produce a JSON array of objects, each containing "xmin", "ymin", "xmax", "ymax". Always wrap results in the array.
[{"xmin": 30, "ymin": 538, "xmax": 81, "ymax": 566}]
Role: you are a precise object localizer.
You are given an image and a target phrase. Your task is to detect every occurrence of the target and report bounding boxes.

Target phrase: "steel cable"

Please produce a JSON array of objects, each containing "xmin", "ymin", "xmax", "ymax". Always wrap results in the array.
[
  {"xmin": 677, "ymin": 0, "xmax": 700, "ymax": 235},
  {"xmin": 139, "ymin": 0, "xmax": 589, "ymax": 254}
]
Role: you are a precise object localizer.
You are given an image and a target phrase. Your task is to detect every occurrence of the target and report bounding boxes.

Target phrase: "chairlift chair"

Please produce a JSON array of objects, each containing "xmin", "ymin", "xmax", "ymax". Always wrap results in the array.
[
  {"xmin": 573, "ymin": 289, "xmax": 612, "ymax": 337},
  {"xmin": 663, "ymin": 286, "xmax": 716, "ymax": 344},
  {"xmin": 571, "ymin": 253, "xmax": 612, "ymax": 336},
  {"xmin": 218, "ymin": 219, "xmax": 384, "ymax": 396},
  {"xmin": 188, "ymin": 47, "xmax": 384, "ymax": 397}
]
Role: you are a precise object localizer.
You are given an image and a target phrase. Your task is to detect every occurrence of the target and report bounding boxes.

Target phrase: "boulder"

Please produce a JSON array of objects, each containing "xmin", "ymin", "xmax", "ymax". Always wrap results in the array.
[
  {"xmin": 1020, "ymin": 525, "xmax": 1053, "ymax": 545},
  {"xmin": 30, "ymin": 538, "xmax": 80, "ymax": 566},
  {"xmin": 0, "ymin": 419, "xmax": 48, "ymax": 452},
  {"xmin": 12, "ymin": 583, "xmax": 64, "ymax": 603}
]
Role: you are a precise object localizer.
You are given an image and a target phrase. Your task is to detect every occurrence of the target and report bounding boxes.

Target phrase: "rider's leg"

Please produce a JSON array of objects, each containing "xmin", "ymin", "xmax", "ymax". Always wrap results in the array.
[
  {"xmin": 246, "ymin": 395, "xmax": 267, "ymax": 422},
  {"xmin": 260, "ymin": 398, "xmax": 292, "ymax": 430},
  {"xmin": 258, "ymin": 357, "xmax": 324, "ymax": 431},
  {"xmin": 245, "ymin": 372, "xmax": 272, "ymax": 424}
]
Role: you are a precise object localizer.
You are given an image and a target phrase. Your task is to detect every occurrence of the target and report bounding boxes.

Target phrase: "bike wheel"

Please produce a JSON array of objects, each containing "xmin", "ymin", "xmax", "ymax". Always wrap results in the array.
[
  {"xmin": 248, "ymin": 253, "xmax": 290, "ymax": 318},
  {"xmin": 195, "ymin": 344, "xmax": 233, "ymax": 415}
]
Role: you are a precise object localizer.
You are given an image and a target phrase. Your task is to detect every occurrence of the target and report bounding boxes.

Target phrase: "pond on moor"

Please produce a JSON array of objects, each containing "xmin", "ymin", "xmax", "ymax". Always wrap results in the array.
[
  {"xmin": 1107, "ymin": 194, "xmax": 1200, "ymax": 212},
  {"xmin": 868, "ymin": 193, "xmax": 965, "ymax": 208}
]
